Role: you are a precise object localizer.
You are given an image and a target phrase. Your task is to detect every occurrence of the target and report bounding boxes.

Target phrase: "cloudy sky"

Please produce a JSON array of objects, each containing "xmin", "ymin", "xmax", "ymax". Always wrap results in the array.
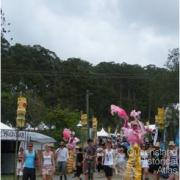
[{"xmin": 2, "ymin": 0, "xmax": 179, "ymax": 67}]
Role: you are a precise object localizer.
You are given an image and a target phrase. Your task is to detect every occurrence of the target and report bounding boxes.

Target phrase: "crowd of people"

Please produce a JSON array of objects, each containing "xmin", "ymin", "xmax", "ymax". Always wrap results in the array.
[
  {"xmin": 77, "ymin": 137, "xmax": 179, "ymax": 180},
  {"xmin": 16, "ymin": 136, "xmax": 179, "ymax": 180}
]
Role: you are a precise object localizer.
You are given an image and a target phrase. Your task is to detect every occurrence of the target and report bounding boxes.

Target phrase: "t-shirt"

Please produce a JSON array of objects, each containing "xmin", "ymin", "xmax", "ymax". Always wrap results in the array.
[
  {"xmin": 116, "ymin": 153, "xmax": 126, "ymax": 163},
  {"xmin": 140, "ymin": 150, "xmax": 148, "ymax": 159},
  {"xmin": 24, "ymin": 150, "xmax": 36, "ymax": 168},
  {"xmin": 84, "ymin": 145, "xmax": 96, "ymax": 161},
  {"xmin": 43, "ymin": 152, "xmax": 53, "ymax": 166},
  {"xmin": 56, "ymin": 147, "xmax": 69, "ymax": 162},
  {"xmin": 104, "ymin": 149, "xmax": 114, "ymax": 166}
]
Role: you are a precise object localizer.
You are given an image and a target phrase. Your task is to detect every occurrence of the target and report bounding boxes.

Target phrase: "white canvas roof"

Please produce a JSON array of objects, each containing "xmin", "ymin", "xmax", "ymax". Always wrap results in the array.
[
  {"xmin": 27, "ymin": 131, "xmax": 56, "ymax": 143},
  {"xmin": 0, "ymin": 122, "xmax": 56, "ymax": 143},
  {"xmin": 0, "ymin": 122, "xmax": 14, "ymax": 130},
  {"xmin": 97, "ymin": 128, "xmax": 109, "ymax": 137}
]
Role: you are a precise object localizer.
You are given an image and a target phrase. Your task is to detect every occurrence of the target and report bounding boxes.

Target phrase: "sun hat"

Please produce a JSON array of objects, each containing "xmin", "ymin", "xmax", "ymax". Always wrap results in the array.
[
  {"xmin": 154, "ymin": 142, "xmax": 160, "ymax": 147},
  {"xmin": 168, "ymin": 141, "xmax": 176, "ymax": 146},
  {"xmin": 48, "ymin": 143, "xmax": 54, "ymax": 147}
]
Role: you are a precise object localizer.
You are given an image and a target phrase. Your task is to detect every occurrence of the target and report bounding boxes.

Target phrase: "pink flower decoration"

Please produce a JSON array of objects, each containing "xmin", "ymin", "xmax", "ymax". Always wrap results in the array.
[
  {"xmin": 63, "ymin": 128, "xmax": 71, "ymax": 139},
  {"xmin": 110, "ymin": 105, "xmax": 128, "ymax": 119},
  {"xmin": 130, "ymin": 110, "xmax": 141, "ymax": 118}
]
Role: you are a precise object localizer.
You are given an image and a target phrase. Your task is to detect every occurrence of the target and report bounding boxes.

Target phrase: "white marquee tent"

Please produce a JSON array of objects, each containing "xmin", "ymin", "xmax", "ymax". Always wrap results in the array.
[
  {"xmin": 0, "ymin": 122, "xmax": 14, "ymax": 130},
  {"xmin": 0, "ymin": 122, "xmax": 56, "ymax": 143},
  {"xmin": 97, "ymin": 128, "xmax": 109, "ymax": 137}
]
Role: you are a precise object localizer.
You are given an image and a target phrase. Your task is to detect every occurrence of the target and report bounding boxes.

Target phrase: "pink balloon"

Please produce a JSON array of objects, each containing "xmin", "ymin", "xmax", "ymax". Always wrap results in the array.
[{"xmin": 63, "ymin": 128, "xmax": 71, "ymax": 139}]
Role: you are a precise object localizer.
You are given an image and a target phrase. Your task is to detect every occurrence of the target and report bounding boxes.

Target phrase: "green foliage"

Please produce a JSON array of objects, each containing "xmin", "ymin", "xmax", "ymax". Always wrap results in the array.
[
  {"xmin": 1, "ymin": 38, "xmax": 179, "ymax": 140},
  {"xmin": 43, "ymin": 105, "xmax": 80, "ymax": 142},
  {"xmin": 1, "ymin": 91, "xmax": 17, "ymax": 126}
]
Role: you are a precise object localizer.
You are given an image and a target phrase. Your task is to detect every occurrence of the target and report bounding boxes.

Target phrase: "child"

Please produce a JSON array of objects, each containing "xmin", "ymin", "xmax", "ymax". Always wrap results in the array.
[
  {"xmin": 75, "ymin": 147, "xmax": 83, "ymax": 180},
  {"xmin": 16, "ymin": 147, "xmax": 24, "ymax": 179},
  {"xmin": 96, "ymin": 147, "xmax": 104, "ymax": 176}
]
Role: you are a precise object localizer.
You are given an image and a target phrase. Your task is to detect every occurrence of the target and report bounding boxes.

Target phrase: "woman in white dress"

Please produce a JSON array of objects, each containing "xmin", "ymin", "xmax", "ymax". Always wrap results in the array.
[
  {"xmin": 140, "ymin": 144, "xmax": 149, "ymax": 180},
  {"xmin": 114, "ymin": 145, "xmax": 127, "ymax": 179},
  {"xmin": 16, "ymin": 147, "xmax": 24, "ymax": 178},
  {"xmin": 103, "ymin": 141, "xmax": 114, "ymax": 180}
]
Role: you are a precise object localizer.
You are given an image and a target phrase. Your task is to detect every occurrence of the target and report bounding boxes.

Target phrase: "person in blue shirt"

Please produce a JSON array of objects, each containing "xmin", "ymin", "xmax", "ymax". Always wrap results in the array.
[{"xmin": 22, "ymin": 142, "xmax": 39, "ymax": 180}]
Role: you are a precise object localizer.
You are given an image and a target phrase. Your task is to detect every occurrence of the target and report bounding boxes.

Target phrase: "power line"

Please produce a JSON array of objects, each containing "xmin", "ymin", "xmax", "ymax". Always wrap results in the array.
[{"xmin": 1, "ymin": 69, "xmax": 149, "ymax": 79}]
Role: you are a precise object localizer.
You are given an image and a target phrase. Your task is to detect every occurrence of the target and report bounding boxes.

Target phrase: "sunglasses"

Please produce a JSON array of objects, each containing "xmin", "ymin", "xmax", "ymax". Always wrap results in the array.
[{"xmin": 28, "ymin": 146, "xmax": 33, "ymax": 147}]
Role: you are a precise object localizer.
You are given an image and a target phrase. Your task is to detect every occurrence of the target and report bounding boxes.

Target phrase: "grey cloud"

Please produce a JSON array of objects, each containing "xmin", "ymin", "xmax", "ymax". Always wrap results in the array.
[
  {"xmin": 2, "ymin": 0, "xmax": 179, "ymax": 67},
  {"xmin": 117, "ymin": 0, "xmax": 179, "ymax": 35}
]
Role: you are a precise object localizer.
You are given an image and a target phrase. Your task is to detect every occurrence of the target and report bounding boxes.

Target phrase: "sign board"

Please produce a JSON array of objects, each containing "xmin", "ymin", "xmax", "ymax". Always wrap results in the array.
[{"xmin": 1, "ymin": 129, "xmax": 26, "ymax": 141}]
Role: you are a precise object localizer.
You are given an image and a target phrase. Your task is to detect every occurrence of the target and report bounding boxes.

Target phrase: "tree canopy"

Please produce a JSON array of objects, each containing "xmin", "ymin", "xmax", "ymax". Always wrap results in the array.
[{"xmin": 1, "ymin": 36, "xmax": 179, "ymax": 140}]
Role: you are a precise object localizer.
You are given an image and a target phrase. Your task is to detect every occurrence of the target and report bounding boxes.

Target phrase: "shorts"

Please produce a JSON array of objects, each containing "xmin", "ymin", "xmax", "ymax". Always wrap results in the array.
[
  {"xmin": 57, "ymin": 161, "xmax": 67, "ymax": 174},
  {"xmin": 42, "ymin": 165, "xmax": 54, "ymax": 176},
  {"xmin": 141, "ymin": 160, "xmax": 149, "ymax": 168},
  {"xmin": 23, "ymin": 167, "xmax": 36, "ymax": 180},
  {"xmin": 169, "ymin": 165, "xmax": 179, "ymax": 175},
  {"xmin": 104, "ymin": 165, "xmax": 113, "ymax": 177},
  {"xmin": 83, "ymin": 160, "xmax": 95, "ymax": 174}
]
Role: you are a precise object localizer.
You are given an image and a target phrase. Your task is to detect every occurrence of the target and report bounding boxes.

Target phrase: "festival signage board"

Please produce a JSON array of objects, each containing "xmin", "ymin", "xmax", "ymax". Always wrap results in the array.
[{"xmin": 1, "ymin": 129, "xmax": 26, "ymax": 141}]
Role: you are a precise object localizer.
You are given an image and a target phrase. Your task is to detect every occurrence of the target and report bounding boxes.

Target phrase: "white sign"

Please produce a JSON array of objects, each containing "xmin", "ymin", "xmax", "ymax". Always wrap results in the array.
[{"xmin": 1, "ymin": 129, "xmax": 26, "ymax": 141}]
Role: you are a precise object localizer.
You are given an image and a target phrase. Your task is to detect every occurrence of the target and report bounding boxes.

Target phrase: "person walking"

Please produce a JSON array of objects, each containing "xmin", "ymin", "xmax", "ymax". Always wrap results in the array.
[
  {"xmin": 75, "ymin": 147, "xmax": 83, "ymax": 180},
  {"xmin": 114, "ymin": 145, "xmax": 127, "ymax": 179},
  {"xmin": 83, "ymin": 139, "xmax": 96, "ymax": 180},
  {"xmin": 149, "ymin": 142, "xmax": 163, "ymax": 180},
  {"xmin": 17, "ymin": 147, "xmax": 24, "ymax": 179},
  {"xmin": 22, "ymin": 142, "xmax": 39, "ymax": 180},
  {"xmin": 103, "ymin": 141, "xmax": 114, "ymax": 180},
  {"xmin": 96, "ymin": 147, "xmax": 104, "ymax": 176},
  {"xmin": 167, "ymin": 141, "xmax": 179, "ymax": 180},
  {"xmin": 55, "ymin": 141, "xmax": 69, "ymax": 180},
  {"xmin": 41, "ymin": 144, "xmax": 55, "ymax": 180},
  {"xmin": 140, "ymin": 144, "xmax": 149, "ymax": 180}
]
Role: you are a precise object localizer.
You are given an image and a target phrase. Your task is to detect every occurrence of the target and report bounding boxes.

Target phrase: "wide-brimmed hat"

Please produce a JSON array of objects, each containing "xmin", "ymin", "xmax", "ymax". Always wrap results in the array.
[
  {"xmin": 48, "ymin": 143, "xmax": 54, "ymax": 147},
  {"xmin": 154, "ymin": 142, "xmax": 160, "ymax": 147},
  {"xmin": 168, "ymin": 141, "xmax": 176, "ymax": 146}
]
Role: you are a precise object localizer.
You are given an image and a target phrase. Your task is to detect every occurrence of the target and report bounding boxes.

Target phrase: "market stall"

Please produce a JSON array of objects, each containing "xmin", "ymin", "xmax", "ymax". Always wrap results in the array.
[{"xmin": 1, "ymin": 122, "xmax": 56, "ymax": 174}]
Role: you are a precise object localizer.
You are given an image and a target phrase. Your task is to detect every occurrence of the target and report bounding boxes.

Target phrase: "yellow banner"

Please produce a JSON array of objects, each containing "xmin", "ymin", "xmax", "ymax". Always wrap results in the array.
[{"xmin": 81, "ymin": 114, "xmax": 87, "ymax": 125}]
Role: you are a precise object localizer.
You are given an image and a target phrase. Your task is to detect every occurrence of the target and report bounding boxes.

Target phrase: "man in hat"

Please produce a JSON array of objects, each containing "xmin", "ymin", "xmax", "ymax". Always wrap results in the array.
[
  {"xmin": 167, "ymin": 141, "xmax": 179, "ymax": 180},
  {"xmin": 149, "ymin": 142, "xmax": 163, "ymax": 180},
  {"xmin": 55, "ymin": 141, "xmax": 69, "ymax": 180}
]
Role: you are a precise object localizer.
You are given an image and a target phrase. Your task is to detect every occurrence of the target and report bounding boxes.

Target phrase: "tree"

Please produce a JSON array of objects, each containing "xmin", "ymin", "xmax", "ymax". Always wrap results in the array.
[
  {"xmin": 1, "ymin": 40, "xmax": 179, "ymax": 139},
  {"xmin": 44, "ymin": 105, "xmax": 80, "ymax": 142},
  {"xmin": 165, "ymin": 48, "xmax": 179, "ymax": 71}
]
